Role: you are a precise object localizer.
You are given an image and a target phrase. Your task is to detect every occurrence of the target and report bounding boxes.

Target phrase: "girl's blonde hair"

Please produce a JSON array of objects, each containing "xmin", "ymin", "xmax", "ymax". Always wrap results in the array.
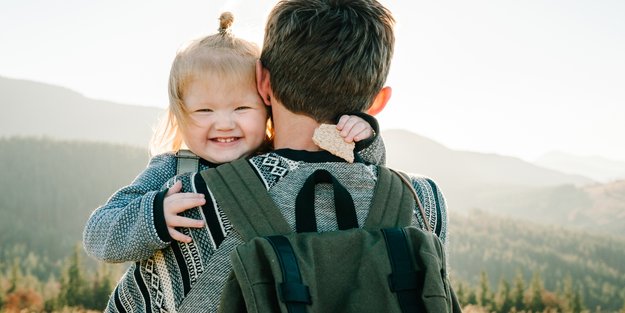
[{"xmin": 150, "ymin": 12, "xmax": 261, "ymax": 156}]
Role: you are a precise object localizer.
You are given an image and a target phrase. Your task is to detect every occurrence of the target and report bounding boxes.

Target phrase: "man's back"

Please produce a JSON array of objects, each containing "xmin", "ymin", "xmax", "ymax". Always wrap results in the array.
[
  {"xmin": 179, "ymin": 149, "xmax": 448, "ymax": 311},
  {"xmin": 251, "ymin": 150, "xmax": 446, "ymax": 237}
]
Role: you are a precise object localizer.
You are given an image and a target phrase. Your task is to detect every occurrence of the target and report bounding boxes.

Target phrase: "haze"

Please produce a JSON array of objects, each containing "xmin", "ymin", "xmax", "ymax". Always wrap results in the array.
[{"xmin": 1, "ymin": 0, "xmax": 624, "ymax": 162}]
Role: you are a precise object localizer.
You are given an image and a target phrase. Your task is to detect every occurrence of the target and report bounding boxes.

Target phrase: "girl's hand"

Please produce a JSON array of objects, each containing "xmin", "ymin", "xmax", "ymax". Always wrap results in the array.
[
  {"xmin": 163, "ymin": 180, "xmax": 206, "ymax": 243},
  {"xmin": 336, "ymin": 115, "xmax": 375, "ymax": 143}
]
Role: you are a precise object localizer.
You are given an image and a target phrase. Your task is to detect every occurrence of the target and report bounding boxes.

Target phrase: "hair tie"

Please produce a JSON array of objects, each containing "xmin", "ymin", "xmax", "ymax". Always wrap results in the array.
[{"xmin": 218, "ymin": 12, "xmax": 234, "ymax": 35}]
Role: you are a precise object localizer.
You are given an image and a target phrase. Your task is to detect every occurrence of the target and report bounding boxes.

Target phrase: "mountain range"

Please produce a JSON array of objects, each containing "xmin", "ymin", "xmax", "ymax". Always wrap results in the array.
[
  {"xmin": 383, "ymin": 130, "xmax": 624, "ymax": 236},
  {"xmin": 0, "ymin": 76, "xmax": 160, "ymax": 148},
  {"xmin": 1, "ymin": 75, "xmax": 623, "ymax": 237},
  {"xmin": 535, "ymin": 151, "xmax": 625, "ymax": 183}
]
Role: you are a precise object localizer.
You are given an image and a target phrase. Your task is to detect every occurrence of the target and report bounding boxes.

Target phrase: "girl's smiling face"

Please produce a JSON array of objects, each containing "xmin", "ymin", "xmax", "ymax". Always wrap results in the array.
[{"xmin": 181, "ymin": 75, "xmax": 268, "ymax": 164}]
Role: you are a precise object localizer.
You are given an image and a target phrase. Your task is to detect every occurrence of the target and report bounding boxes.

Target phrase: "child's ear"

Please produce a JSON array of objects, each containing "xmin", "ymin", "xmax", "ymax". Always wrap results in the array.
[
  {"xmin": 367, "ymin": 86, "xmax": 392, "ymax": 116},
  {"xmin": 256, "ymin": 60, "xmax": 272, "ymax": 106}
]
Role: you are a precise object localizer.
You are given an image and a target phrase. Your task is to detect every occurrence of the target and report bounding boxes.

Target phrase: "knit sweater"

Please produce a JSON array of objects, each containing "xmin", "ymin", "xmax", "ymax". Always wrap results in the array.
[{"xmin": 83, "ymin": 137, "xmax": 448, "ymax": 313}]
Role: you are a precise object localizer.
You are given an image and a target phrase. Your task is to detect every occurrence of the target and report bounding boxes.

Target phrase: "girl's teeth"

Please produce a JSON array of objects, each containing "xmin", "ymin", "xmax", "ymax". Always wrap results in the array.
[{"xmin": 216, "ymin": 138, "xmax": 235, "ymax": 143}]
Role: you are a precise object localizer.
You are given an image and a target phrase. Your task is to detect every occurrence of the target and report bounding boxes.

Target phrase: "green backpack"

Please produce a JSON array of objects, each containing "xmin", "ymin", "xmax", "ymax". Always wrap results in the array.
[{"xmin": 202, "ymin": 158, "xmax": 461, "ymax": 313}]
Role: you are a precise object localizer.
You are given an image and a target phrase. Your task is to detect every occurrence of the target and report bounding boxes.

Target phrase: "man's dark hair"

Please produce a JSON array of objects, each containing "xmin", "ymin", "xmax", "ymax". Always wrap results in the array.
[{"xmin": 260, "ymin": 0, "xmax": 395, "ymax": 122}]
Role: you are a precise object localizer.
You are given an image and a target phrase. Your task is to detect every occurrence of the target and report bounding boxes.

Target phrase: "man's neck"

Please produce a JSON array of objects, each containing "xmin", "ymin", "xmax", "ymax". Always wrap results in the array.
[{"xmin": 271, "ymin": 102, "xmax": 321, "ymax": 151}]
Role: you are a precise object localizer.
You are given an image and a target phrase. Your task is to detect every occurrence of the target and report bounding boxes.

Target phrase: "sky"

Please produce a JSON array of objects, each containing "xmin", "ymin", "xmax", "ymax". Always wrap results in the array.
[{"xmin": 1, "ymin": 0, "xmax": 624, "ymax": 162}]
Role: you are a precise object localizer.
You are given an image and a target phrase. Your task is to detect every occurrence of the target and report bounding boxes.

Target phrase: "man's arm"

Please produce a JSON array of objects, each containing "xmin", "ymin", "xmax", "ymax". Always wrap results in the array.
[{"xmin": 409, "ymin": 175, "xmax": 449, "ymax": 244}]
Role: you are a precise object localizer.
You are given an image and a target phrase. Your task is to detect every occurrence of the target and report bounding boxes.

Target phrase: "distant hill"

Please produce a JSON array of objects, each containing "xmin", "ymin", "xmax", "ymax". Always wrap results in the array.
[
  {"xmin": 0, "ymin": 137, "xmax": 148, "ymax": 267},
  {"xmin": 381, "ymin": 129, "xmax": 625, "ymax": 236},
  {"xmin": 535, "ymin": 151, "xmax": 625, "ymax": 182},
  {"xmin": 467, "ymin": 181, "xmax": 625, "ymax": 238},
  {"xmin": 0, "ymin": 76, "xmax": 162, "ymax": 149},
  {"xmin": 382, "ymin": 129, "xmax": 592, "ymax": 187},
  {"xmin": 583, "ymin": 180, "xmax": 625, "ymax": 228}
]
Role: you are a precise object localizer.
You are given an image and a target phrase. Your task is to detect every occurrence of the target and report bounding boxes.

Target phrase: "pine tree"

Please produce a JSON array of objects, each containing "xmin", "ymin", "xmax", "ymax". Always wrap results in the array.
[
  {"xmin": 495, "ymin": 277, "xmax": 513, "ymax": 313},
  {"xmin": 467, "ymin": 288, "xmax": 479, "ymax": 306},
  {"xmin": 90, "ymin": 263, "xmax": 114, "ymax": 310},
  {"xmin": 570, "ymin": 286, "xmax": 584, "ymax": 313},
  {"xmin": 529, "ymin": 271, "xmax": 545, "ymax": 313},
  {"xmin": 478, "ymin": 270, "xmax": 493, "ymax": 310},
  {"xmin": 455, "ymin": 282, "xmax": 466, "ymax": 306},
  {"xmin": 564, "ymin": 275, "xmax": 576, "ymax": 313},
  {"xmin": 512, "ymin": 271, "xmax": 525, "ymax": 311},
  {"xmin": 7, "ymin": 259, "xmax": 21, "ymax": 294},
  {"xmin": 58, "ymin": 245, "xmax": 85, "ymax": 307}
]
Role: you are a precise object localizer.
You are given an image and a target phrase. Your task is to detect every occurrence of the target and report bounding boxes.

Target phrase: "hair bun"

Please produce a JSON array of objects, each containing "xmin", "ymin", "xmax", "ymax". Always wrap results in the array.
[{"xmin": 219, "ymin": 12, "xmax": 234, "ymax": 34}]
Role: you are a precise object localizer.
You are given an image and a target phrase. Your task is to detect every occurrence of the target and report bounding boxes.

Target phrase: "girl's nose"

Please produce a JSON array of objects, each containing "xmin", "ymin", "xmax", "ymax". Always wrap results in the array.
[{"xmin": 214, "ymin": 113, "xmax": 235, "ymax": 130}]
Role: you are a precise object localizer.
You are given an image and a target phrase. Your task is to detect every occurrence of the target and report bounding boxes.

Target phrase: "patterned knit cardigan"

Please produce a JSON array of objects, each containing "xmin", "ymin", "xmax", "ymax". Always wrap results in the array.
[{"xmin": 83, "ymin": 148, "xmax": 448, "ymax": 313}]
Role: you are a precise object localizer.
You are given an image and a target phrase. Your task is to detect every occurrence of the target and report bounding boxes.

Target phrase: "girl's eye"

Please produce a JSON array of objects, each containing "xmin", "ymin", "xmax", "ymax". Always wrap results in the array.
[
  {"xmin": 195, "ymin": 108, "xmax": 213, "ymax": 113},
  {"xmin": 235, "ymin": 106, "xmax": 251, "ymax": 111}
]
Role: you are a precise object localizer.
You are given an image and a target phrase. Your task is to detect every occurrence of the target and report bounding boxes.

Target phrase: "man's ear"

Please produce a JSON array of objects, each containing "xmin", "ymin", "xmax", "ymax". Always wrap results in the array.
[
  {"xmin": 367, "ymin": 86, "xmax": 392, "ymax": 116},
  {"xmin": 256, "ymin": 60, "xmax": 272, "ymax": 106}
]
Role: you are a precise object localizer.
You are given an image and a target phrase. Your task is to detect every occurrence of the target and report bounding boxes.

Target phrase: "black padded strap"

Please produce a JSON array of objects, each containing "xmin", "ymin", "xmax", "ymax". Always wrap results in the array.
[
  {"xmin": 266, "ymin": 235, "xmax": 311, "ymax": 313},
  {"xmin": 201, "ymin": 158, "xmax": 291, "ymax": 241},
  {"xmin": 382, "ymin": 228, "xmax": 426, "ymax": 313},
  {"xmin": 295, "ymin": 169, "xmax": 358, "ymax": 233}
]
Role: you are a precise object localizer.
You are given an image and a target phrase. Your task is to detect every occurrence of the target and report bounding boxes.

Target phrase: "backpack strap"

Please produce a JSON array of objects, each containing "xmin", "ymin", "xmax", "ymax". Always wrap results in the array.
[
  {"xmin": 200, "ymin": 158, "xmax": 291, "ymax": 241},
  {"xmin": 265, "ymin": 235, "xmax": 312, "ymax": 313},
  {"xmin": 363, "ymin": 167, "xmax": 432, "ymax": 233},
  {"xmin": 382, "ymin": 228, "xmax": 427, "ymax": 312},
  {"xmin": 176, "ymin": 149, "xmax": 200, "ymax": 174}
]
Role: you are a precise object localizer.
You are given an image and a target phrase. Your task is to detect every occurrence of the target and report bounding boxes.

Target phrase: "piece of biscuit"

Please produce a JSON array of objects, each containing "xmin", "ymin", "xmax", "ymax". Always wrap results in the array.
[{"xmin": 312, "ymin": 124, "xmax": 355, "ymax": 163}]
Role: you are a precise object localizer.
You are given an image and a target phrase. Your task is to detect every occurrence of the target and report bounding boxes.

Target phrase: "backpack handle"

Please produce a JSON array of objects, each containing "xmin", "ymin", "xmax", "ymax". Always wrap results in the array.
[{"xmin": 295, "ymin": 169, "xmax": 359, "ymax": 233}]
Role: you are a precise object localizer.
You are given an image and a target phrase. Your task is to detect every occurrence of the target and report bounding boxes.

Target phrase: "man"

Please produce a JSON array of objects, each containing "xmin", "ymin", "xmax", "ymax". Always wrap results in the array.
[{"xmin": 183, "ymin": 0, "xmax": 449, "ymax": 311}]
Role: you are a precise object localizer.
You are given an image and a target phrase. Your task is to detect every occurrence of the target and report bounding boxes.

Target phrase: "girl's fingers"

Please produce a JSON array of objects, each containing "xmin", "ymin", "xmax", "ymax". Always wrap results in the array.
[
  {"xmin": 163, "ymin": 180, "xmax": 206, "ymax": 244},
  {"xmin": 168, "ymin": 228, "xmax": 192, "ymax": 243},
  {"xmin": 336, "ymin": 115, "xmax": 373, "ymax": 141},
  {"xmin": 165, "ymin": 180, "xmax": 183, "ymax": 197},
  {"xmin": 168, "ymin": 215, "xmax": 205, "ymax": 229},
  {"xmin": 167, "ymin": 192, "xmax": 205, "ymax": 201},
  {"xmin": 339, "ymin": 118, "xmax": 359, "ymax": 137},
  {"xmin": 353, "ymin": 128, "xmax": 372, "ymax": 142},
  {"xmin": 344, "ymin": 122, "xmax": 368, "ymax": 142},
  {"xmin": 164, "ymin": 194, "xmax": 205, "ymax": 214},
  {"xmin": 336, "ymin": 115, "xmax": 351, "ymax": 130}
]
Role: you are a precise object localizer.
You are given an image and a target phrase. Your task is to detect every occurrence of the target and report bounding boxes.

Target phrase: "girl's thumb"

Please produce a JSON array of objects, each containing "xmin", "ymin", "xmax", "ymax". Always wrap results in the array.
[{"xmin": 166, "ymin": 180, "xmax": 182, "ymax": 196}]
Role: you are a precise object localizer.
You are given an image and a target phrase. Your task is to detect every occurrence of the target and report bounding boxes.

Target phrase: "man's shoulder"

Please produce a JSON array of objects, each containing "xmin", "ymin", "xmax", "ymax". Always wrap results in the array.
[
  {"xmin": 247, "ymin": 152, "xmax": 295, "ymax": 189},
  {"xmin": 410, "ymin": 174, "xmax": 443, "ymax": 196},
  {"xmin": 248, "ymin": 152, "xmax": 379, "ymax": 189}
]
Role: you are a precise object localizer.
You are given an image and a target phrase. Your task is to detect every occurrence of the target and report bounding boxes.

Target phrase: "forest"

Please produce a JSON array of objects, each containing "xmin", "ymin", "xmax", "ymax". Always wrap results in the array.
[{"xmin": 1, "ymin": 137, "xmax": 624, "ymax": 312}]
